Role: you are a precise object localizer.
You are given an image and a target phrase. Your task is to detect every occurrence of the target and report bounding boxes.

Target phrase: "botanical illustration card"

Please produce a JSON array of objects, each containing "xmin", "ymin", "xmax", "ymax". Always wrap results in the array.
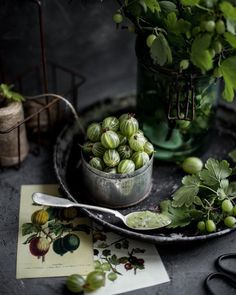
[
  {"xmin": 16, "ymin": 184, "xmax": 94, "ymax": 279},
  {"xmin": 16, "ymin": 184, "xmax": 170, "ymax": 294},
  {"xmin": 88, "ymin": 225, "xmax": 170, "ymax": 295}
]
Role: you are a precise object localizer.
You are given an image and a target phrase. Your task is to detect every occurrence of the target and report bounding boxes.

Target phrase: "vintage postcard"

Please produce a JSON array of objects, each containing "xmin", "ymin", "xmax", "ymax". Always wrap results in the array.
[{"xmin": 16, "ymin": 184, "xmax": 94, "ymax": 279}]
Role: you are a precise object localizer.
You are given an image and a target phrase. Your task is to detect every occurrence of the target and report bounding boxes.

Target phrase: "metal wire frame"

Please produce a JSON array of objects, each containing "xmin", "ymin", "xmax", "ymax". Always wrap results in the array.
[{"xmin": 0, "ymin": 0, "xmax": 86, "ymax": 168}]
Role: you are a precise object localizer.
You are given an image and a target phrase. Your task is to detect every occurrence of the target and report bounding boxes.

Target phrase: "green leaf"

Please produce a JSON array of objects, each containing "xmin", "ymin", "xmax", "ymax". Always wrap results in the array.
[
  {"xmin": 144, "ymin": 0, "xmax": 160, "ymax": 13},
  {"xmin": 219, "ymin": 56, "xmax": 236, "ymax": 101},
  {"xmin": 227, "ymin": 181, "xmax": 236, "ymax": 197},
  {"xmin": 190, "ymin": 34, "xmax": 213, "ymax": 73},
  {"xmin": 22, "ymin": 223, "xmax": 40, "ymax": 236},
  {"xmin": 229, "ymin": 149, "xmax": 236, "ymax": 163},
  {"xmin": 23, "ymin": 234, "xmax": 37, "ymax": 244},
  {"xmin": 180, "ymin": 0, "xmax": 200, "ymax": 5},
  {"xmin": 217, "ymin": 188, "xmax": 227, "ymax": 200},
  {"xmin": 226, "ymin": 19, "xmax": 236, "ymax": 35},
  {"xmin": 220, "ymin": 179, "xmax": 229, "ymax": 191},
  {"xmin": 172, "ymin": 175, "xmax": 200, "ymax": 207},
  {"xmin": 165, "ymin": 12, "xmax": 177, "ymax": 32},
  {"xmin": 139, "ymin": 0, "xmax": 147, "ymax": 12},
  {"xmin": 159, "ymin": 1, "xmax": 177, "ymax": 14},
  {"xmin": 160, "ymin": 200, "xmax": 192, "ymax": 228},
  {"xmin": 102, "ymin": 249, "xmax": 111, "ymax": 257},
  {"xmin": 194, "ymin": 196, "xmax": 204, "ymax": 206},
  {"xmin": 220, "ymin": 2, "xmax": 236, "ymax": 21},
  {"xmin": 0, "ymin": 83, "xmax": 24, "ymax": 102},
  {"xmin": 199, "ymin": 158, "xmax": 232, "ymax": 186},
  {"xmin": 224, "ymin": 32, "xmax": 236, "ymax": 48},
  {"xmin": 177, "ymin": 19, "xmax": 191, "ymax": 34},
  {"xmin": 150, "ymin": 33, "xmax": 172, "ymax": 66},
  {"xmin": 109, "ymin": 254, "xmax": 119, "ymax": 266}
]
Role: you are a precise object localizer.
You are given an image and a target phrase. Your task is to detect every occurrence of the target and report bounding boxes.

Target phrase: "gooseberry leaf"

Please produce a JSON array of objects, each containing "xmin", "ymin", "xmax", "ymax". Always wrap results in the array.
[
  {"xmin": 144, "ymin": 0, "xmax": 160, "ymax": 13},
  {"xmin": 180, "ymin": 0, "xmax": 200, "ymax": 5},
  {"xmin": 22, "ymin": 223, "xmax": 40, "ymax": 236},
  {"xmin": 220, "ymin": 56, "xmax": 236, "ymax": 104},
  {"xmin": 159, "ymin": 1, "xmax": 177, "ymax": 14},
  {"xmin": 160, "ymin": 200, "xmax": 191, "ymax": 228},
  {"xmin": 229, "ymin": 149, "xmax": 236, "ymax": 163},
  {"xmin": 224, "ymin": 32, "xmax": 236, "ymax": 48},
  {"xmin": 165, "ymin": 12, "xmax": 178, "ymax": 32},
  {"xmin": 172, "ymin": 175, "xmax": 200, "ymax": 207},
  {"xmin": 150, "ymin": 33, "xmax": 172, "ymax": 65},
  {"xmin": 190, "ymin": 34, "xmax": 213, "ymax": 73},
  {"xmin": 227, "ymin": 182, "xmax": 236, "ymax": 196},
  {"xmin": 199, "ymin": 158, "xmax": 232, "ymax": 186},
  {"xmin": 220, "ymin": 2, "xmax": 236, "ymax": 21}
]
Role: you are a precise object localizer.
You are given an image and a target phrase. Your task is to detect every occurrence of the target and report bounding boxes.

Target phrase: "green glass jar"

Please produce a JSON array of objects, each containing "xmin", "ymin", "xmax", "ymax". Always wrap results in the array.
[{"xmin": 136, "ymin": 38, "xmax": 219, "ymax": 162}]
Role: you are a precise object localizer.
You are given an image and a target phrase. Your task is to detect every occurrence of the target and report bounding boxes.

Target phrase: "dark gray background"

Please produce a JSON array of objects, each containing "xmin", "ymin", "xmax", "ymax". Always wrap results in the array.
[
  {"xmin": 0, "ymin": 1, "xmax": 236, "ymax": 295},
  {"xmin": 1, "ymin": 0, "xmax": 136, "ymax": 108}
]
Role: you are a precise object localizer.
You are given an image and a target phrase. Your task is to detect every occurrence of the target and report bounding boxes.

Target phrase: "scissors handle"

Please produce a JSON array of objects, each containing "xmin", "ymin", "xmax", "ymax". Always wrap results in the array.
[
  {"xmin": 205, "ymin": 272, "xmax": 236, "ymax": 295},
  {"xmin": 216, "ymin": 253, "xmax": 236, "ymax": 276}
]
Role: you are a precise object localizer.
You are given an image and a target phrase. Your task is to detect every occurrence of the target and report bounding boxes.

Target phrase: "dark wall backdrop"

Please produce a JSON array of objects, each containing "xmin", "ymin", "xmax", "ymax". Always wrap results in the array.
[{"xmin": 0, "ymin": 0, "xmax": 136, "ymax": 108}]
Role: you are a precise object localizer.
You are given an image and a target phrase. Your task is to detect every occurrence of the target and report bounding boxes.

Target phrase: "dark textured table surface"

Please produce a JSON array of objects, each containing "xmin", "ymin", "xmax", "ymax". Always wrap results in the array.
[
  {"xmin": 0, "ymin": 133, "xmax": 236, "ymax": 295},
  {"xmin": 1, "ymin": 1, "xmax": 236, "ymax": 294}
]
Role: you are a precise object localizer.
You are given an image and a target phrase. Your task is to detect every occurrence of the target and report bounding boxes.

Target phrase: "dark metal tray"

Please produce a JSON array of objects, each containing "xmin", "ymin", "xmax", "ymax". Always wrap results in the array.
[{"xmin": 54, "ymin": 95, "xmax": 236, "ymax": 244}]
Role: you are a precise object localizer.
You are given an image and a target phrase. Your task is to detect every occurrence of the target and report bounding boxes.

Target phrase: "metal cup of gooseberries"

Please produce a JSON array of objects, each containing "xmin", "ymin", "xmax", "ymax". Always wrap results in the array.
[{"xmin": 81, "ymin": 113, "xmax": 154, "ymax": 208}]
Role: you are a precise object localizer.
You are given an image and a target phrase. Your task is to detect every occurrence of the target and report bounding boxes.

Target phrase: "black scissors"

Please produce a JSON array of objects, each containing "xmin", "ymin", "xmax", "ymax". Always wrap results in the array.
[{"xmin": 205, "ymin": 253, "xmax": 236, "ymax": 294}]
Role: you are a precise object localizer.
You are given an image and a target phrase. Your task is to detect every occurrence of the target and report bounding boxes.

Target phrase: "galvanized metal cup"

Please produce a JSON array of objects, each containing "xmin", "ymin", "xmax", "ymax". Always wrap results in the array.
[{"xmin": 81, "ymin": 152, "xmax": 153, "ymax": 208}]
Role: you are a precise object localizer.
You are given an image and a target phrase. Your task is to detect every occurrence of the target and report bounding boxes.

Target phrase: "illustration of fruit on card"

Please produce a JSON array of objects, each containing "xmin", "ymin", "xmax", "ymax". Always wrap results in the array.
[{"xmin": 16, "ymin": 185, "xmax": 94, "ymax": 279}]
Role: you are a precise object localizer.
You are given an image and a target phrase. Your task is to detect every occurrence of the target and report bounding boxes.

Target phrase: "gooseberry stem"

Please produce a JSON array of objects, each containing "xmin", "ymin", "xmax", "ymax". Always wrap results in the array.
[{"xmin": 199, "ymin": 185, "xmax": 217, "ymax": 194}]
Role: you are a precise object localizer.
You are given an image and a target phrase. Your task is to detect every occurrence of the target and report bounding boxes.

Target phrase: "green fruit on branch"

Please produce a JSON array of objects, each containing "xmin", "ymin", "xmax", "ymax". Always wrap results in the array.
[
  {"xmin": 87, "ymin": 123, "xmax": 102, "ymax": 142},
  {"xmin": 66, "ymin": 274, "xmax": 85, "ymax": 293},
  {"xmin": 213, "ymin": 41, "xmax": 222, "ymax": 54},
  {"xmin": 182, "ymin": 157, "xmax": 203, "ymax": 174},
  {"xmin": 101, "ymin": 130, "xmax": 120, "ymax": 149},
  {"xmin": 180, "ymin": 59, "xmax": 189, "ymax": 70},
  {"xmin": 205, "ymin": 20, "xmax": 215, "ymax": 32},
  {"xmin": 117, "ymin": 132, "xmax": 127, "ymax": 146},
  {"xmin": 146, "ymin": 34, "xmax": 156, "ymax": 48},
  {"xmin": 113, "ymin": 12, "xmax": 123, "ymax": 24},
  {"xmin": 63, "ymin": 234, "xmax": 80, "ymax": 252},
  {"xmin": 53, "ymin": 238, "xmax": 68, "ymax": 256},
  {"xmin": 144, "ymin": 142, "xmax": 154, "ymax": 155},
  {"xmin": 216, "ymin": 20, "xmax": 225, "ymax": 34},
  {"xmin": 118, "ymin": 159, "xmax": 135, "ymax": 174},
  {"xmin": 63, "ymin": 207, "xmax": 78, "ymax": 220},
  {"xmin": 232, "ymin": 206, "xmax": 236, "ymax": 216},
  {"xmin": 120, "ymin": 116, "xmax": 139, "ymax": 138},
  {"xmin": 101, "ymin": 262, "xmax": 111, "ymax": 272},
  {"xmin": 117, "ymin": 145, "xmax": 133, "ymax": 160},
  {"xmin": 132, "ymin": 151, "xmax": 149, "ymax": 169},
  {"xmin": 103, "ymin": 149, "xmax": 120, "ymax": 167},
  {"xmin": 197, "ymin": 221, "xmax": 206, "ymax": 232},
  {"xmin": 192, "ymin": 26, "xmax": 201, "ymax": 36},
  {"xmin": 31, "ymin": 209, "xmax": 49, "ymax": 225},
  {"xmin": 29, "ymin": 237, "xmax": 50, "ymax": 258},
  {"xmin": 108, "ymin": 272, "xmax": 118, "ymax": 281},
  {"xmin": 224, "ymin": 216, "xmax": 236, "ymax": 228},
  {"xmin": 84, "ymin": 271, "xmax": 106, "ymax": 291},
  {"xmin": 89, "ymin": 157, "xmax": 104, "ymax": 171},
  {"xmin": 104, "ymin": 167, "xmax": 117, "ymax": 174},
  {"xmin": 102, "ymin": 116, "xmax": 119, "ymax": 131},
  {"xmin": 129, "ymin": 133, "xmax": 146, "ymax": 152},
  {"xmin": 221, "ymin": 199, "xmax": 233, "ymax": 213},
  {"xmin": 205, "ymin": 220, "xmax": 216, "ymax": 233},
  {"xmin": 92, "ymin": 142, "xmax": 106, "ymax": 158}
]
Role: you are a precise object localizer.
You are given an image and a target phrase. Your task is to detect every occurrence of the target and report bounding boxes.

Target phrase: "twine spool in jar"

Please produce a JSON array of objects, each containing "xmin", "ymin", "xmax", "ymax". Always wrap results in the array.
[{"xmin": 0, "ymin": 101, "xmax": 29, "ymax": 167}]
